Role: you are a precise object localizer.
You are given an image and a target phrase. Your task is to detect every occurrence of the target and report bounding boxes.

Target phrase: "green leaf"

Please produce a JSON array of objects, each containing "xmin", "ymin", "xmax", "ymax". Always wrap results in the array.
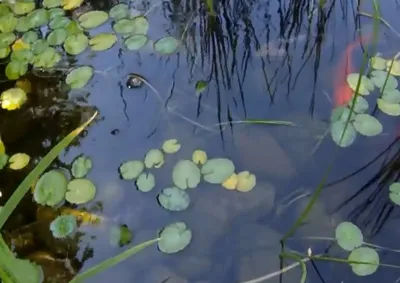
[
  {"xmin": 162, "ymin": 139, "xmax": 181, "ymax": 154},
  {"xmin": 195, "ymin": 80, "xmax": 207, "ymax": 95},
  {"xmin": 15, "ymin": 16, "xmax": 31, "ymax": 32},
  {"xmin": 113, "ymin": 16, "xmax": 149, "ymax": 35},
  {"xmin": 109, "ymin": 224, "xmax": 133, "ymax": 247},
  {"xmin": 49, "ymin": 16, "xmax": 70, "ymax": 29},
  {"xmin": 119, "ymin": 160, "xmax": 144, "ymax": 180},
  {"xmin": 389, "ymin": 182, "xmax": 400, "ymax": 205},
  {"xmin": 71, "ymin": 155, "xmax": 92, "ymax": 178},
  {"xmin": 9, "ymin": 153, "xmax": 30, "ymax": 170},
  {"xmin": 65, "ymin": 65, "xmax": 94, "ymax": 89},
  {"xmin": 32, "ymin": 47, "xmax": 61, "ymax": 68},
  {"xmin": 158, "ymin": 187, "xmax": 190, "ymax": 211},
  {"xmin": 381, "ymin": 88, "xmax": 400, "ymax": 103},
  {"xmin": 158, "ymin": 222, "xmax": 192, "ymax": 254},
  {"xmin": 66, "ymin": 178, "xmax": 96, "ymax": 204},
  {"xmin": 109, "ymin": 4, "xmax": 129, "ymax": 20},
  {"xmin": 1, "ymin": 87, "xmax": 27, "ymax": 110},
  {"xmin": 348, "ymin": 95, "xmax": 369, "ymax": 113},
  {"xmin": 172, "ymin": 160, "xmax": 201, "ymax": 189},
  {"xmin": 348, "ymin": 247, "xmax": 379, "ymax": 276},
  {"xmin": 370, "ymin": 55, "xmax": 387, "ymax": 70},
  {"xmin": 353, "ymin": 114, "xmax": 383, "ymax": 136},
  {"xmin": 11, "ymin": 1, "xmax": 35, "ymax": 15},
  {"xmin": 0, "ymin": 47, "xmax": 10, "ymax": 59},
  {"xmin": 31, "ymin": 39, "xmax": 49, "ymax": 55},
  {"xmin": 154, "ymin": 36, "xmax": 180, "ymax": 55},
  {"xmin": 377, "ymin": 99, "xmax": 400, "ymax": 116},
  {"xmin": 11, "ymin": 49, "xmax": 34, "ymax": 63},
  {"xmin": 50, "ymin": 215, "xmax": 77, "ymax": 238},
  {"xmin": 236, "ymin": 171, "xmax": 257, "ymax": 192},
  {"xmin": 89, "ymin": 33, "xmax": 117, "ymax": 51},
  {"xmin": 22, "ymin": 31, "xmax": 38, "ymax": 43},
  {"xmin": 387, "ymin": 59, "xmax": 400, "ymax": 76},
  {"xmin": 0, "ymin": 4, "xmax": 11, "ymax": 17},
  {"xmin": 0, "ymin": 153, "xmax": 9, "ymax": 170},
  {"xmin": 346, "ymin": 73, "xmax": 374, "ymax": 95},
  {"xmin": 6, "ymin": 257, "xmax": 43, "ymax": 283},
  {"xmin": 78, "ymin": 10, "xmax": 109, "ymax": 29},
  {"xmin": 370, "ymin": 70, "xmax": 398, "ymax": 90},
  {"xmin": 47, "ymin": 28, "xmax": 67, "ymax": 45},
  {"xmin": 0, "ymin": 32, "xmax": 16, "ymax": 48},
  {"xmin": 64, "ymin": 33, "xmax": 88, "ymax": 55},
  {"xmin": 65, "ymin": 20, "xmax": 82, "ymax": 36},
  {"xmin": 330, "ymin": 121, "xmax": 356, "ymax": 147},
  {"xmin": 144, "ymin": 149, "xmax": 164, "ymax": 168},
  {"xmin": 27, "ymin": 8, "xmax": 49, "ymax": 28},
  {"xmin": 43, "ymin": 0, "xmax": 63, "ymax": 8},
  {"xmin": 48, "ymin": 7, "xmax": 65, "ymax": 19},
  {"xmin": 335, "ymin": 221, "xmax": 363, "ymax": 251},
  {"xmin": 33, "ymin": 170, "xmax": 68, "ymax": 206},
  {"xmin": 124, "ymin": 34, "xmax": 148, "ymax": 50},
  {"xmin": 201, "ymin": 158, "xmax": 235, "ymax": 184},
  {"xmin": 136, "ymin": 172, "xmax": 155, "ymax": 192},
  {"xmin": 5, "ymin": 60, "xmax": 28, "ymax": 80},
  {"xmin": 0, "ymin": 14, "xmax": 17, "ymax": 32}
]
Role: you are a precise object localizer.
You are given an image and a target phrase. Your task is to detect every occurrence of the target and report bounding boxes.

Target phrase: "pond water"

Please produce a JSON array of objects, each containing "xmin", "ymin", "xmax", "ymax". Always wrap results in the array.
[{"xmin": 2, "ymin": 0, "xmax": 400, "ymax": 282}]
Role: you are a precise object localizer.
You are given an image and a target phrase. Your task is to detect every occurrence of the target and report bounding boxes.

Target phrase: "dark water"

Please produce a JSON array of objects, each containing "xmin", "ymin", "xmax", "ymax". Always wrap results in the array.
[{"xmin": 2, "ymin": 0, "xmax": 400, "ymax": 282}]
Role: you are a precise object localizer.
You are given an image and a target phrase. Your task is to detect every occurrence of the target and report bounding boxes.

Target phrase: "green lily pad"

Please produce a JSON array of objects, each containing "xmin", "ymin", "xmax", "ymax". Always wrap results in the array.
[
  {"xmin": 0, "ymin": 32, "xmax": 16, "ymax": 48},
  {"xmin": 0, "ymin": 47, "xmax": 10, "ymax": 59},
  {"xmin": 335, "ymin": 221, "xmax": 363, "ymax": 251},
  {"xmin": 49, "ymin": 16, "xmax": 70, "ymax": 29},
  {"xmin": 330, "ymin": 121, "xmax": 356, "ymax": 147},
  {"xmin": 370, "ymin": 70, "xmax": 398, "ymax": 90},
  {"xmin": 370, "ymin": 55, "xmax": 387, "ymax": 70},
  {"xmin": 1, "ymin": 87, "xmax": 27, "ymax": 110},
  {"xmin": 66, "ymin": 178, "xmax": 96, "ymax": 205},
  {"xmin": 136, "ymin": 172, "xmax": 156, "ymax": 192},
  {"xmin": 124, "ymin": 34, "xmax": 148, "ymax": 50},
  {"xmin": 71, "ymin": 155, "xmax": 92, "ymax": 178},
  {"xmin": 158, "ymin": 187, "xmax": 190, "ymax": 211},
  {"xmin": 5, "ymin": 60, "xmax": 28, "ymax": 80},
  {"xmin": 9, "ymin": 153, "xmax": 30, "ymax": 170},
  {"xmin": 22, "ymin": 31, "xmax": 38, "ymax": 43},
  {"xmin": 158, "ymin": 222, "xmax": 192, "ymax": 254},
  {"xmin": 195, "ymin": 80, "xmax": 207, "ymax": 95},
  {"xmin": 43, "ymin": 0, "xmax": 63, "ymax": 8},
  {"xmin": 78, "ymin": 10, "xmax": 109, "ymax": 29},
  {"xmin": 162, "ymin": 139, "xmax": 181, "ymax": 154},
  {"xmin": 0, "ymin": 14, "xmax": 17, "ymax": 32},
  {"xmin": 50, "ymin": 215, "xmax": 77, "ymax": 239},
  {"xmin": 65, "ymin": 65, "xmax": 94, "ymax": 89},
  {"xmin": 27, "ymin": 8, "xmax": 49, "ymax": 28},
  {"xmin": 12, "ymin": 258, "xmax": 43, "ymax": 283},
  {"xmin": 31, "ymin": 39, "xmax": 49, "ymax": 55},
  {"xmin": 11, "ymin": 49, "xmax": 34, "ymax": 63},
  {"xmin": 113, "ymin": 16, "xmax": 149, "ymax": 35},
  {"xmin": 110, "ymin": 224, "xmax": 133, "ymax": 247},
  {"xmin": 348, "ymin": 247, "xmax": 379, "ymax": 276},
  {"xmin": 32, "ymin": 47, "xmax": 61, "ymax": 68},
  {"xmin": 353, "ymin": 114, "xmax": 383, "ymax": 136},
  {"xmin": 33, "ymin": 170, "xmax": 68, "ymax": 206},
  {"xmin": 377, "ymin": 99, "xmax": 400, "ymax": 116},
  {"xmin": 48, "ymin": 7, "xmax": 65, "ymax": 19},
  {"xmin": 144, "ymin": 149, "xmax": 164, "ymax": 168},
  {"xmin": 201, "ymin": 158, "xmax": 235, "ymax": 184},
  {"xmin": 153, "ymin": 36, "xmax": 180, "ymax": 55},
  {"xmin": 65, "ymin": 20, "xmax": 82, "ymax": 36},
  {"xmin": 389, "ymin": 182, "xmax": 400, "ymax": 205},
  {"xmin": 89, "ymin": 33, "xmax": 117, "ymax": 51},
  {"xmin": 64, "ymin": 33, "xmax": 88, "ymax": 55},
  {"xmin": 47, "ymin": 28, "xmax": 67, "ymax": 46},
  {"xmin": 15, "ymin": 16, "xmax": 31, "ymax": 32},
  {"xmin": 387, "ymin": 59, "xmax": 400, "ymax": 76},
  {"xmin": 119, "ymin": 160, "xmax": 144, "ymax": 180},
  {"xmin": 12, "ymin": 1, "xmax": 35, "ymax": 15},
  {"xmin": 0, "ymin": 4, "xmax": 11, "ymax": 16},
  {"xmin": 346, "ymin": 73, "xmax": 374, "ymax": 95},
  {"xmin": 0, "ymin": 153, "xmax": 9, "ymax": 170},
  {"xmin": 109, "ymin": 3, "xmax": 129, "ymax": 20},
  {"xmin": 172, "ymin": 160, "xmax": 201, "ymax": 189},
  {"xmin": 348, "ymin": 95, "xmax": 369, "ymax": 113}
]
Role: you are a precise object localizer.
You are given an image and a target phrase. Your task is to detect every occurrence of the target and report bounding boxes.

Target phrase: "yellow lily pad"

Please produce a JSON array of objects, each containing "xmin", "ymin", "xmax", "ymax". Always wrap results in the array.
[
  {"xmin": 221, "ymin": 173, "xmax": 237, "ymax": 190},
  {"xmin": 236, "ymin": 171, "xmax": 256, "ymax": 192},
  {"xmin": 162, "ymin": 139, "xmax": 181, "ymax": 154},
  {"xmin": 1, "ymin": 87, "xmax": 27, "ymax": 110},
  {"xmin": 387, "ymin": 59, "xmax": 400, "ymax": 76},
  {"xmin": 192, "ymin": 149, "xmax": 207, "ymax": 165},
  {"xmin": 9, "ymin": 153, "xmax": 30, "ymax": 170}
]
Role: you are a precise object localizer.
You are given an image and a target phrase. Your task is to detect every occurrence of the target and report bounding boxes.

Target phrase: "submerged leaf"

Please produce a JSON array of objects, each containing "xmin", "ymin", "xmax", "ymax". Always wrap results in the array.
[
  {"xmin": 346, "ymin": 73, "xmax": 374, "ymax": 95},
  {"xmin": 65, "ymin": 66, "xmax": 94, "ymax": 89},
  {"xmin": 377, "ymin": 99, "xmax": 400, "ymax": 116},
  {"xmin": 172, "ymin": 160, "xmax": 201, "ymax": 189},
  {"xmin": 389, "ymin": 182, "xmax": 400, "ymax": 205},
  {"xmin": 158, "ymin": 187, "xmax": 190, "ymax": 211},
  {"xmin": 353, "ymin": 114, "xmax": 383, "ymax": 136},
  {"xmin": 78, "ymin": 10, "xmax": 109, "ymax": 29},
  {"xmin": 50, "ymin": 215, "xmax": 77, "ymax": 238},
  {"xmin": 154, "ymin": 36, "xmax": 179, "ymax": 55},
  {"xmin": 162, "ymin": 139, "xmax": 181, "ymax": 154},
  {"xmin": 71, "ymin": 155, "xmax": 92, "ymax": 178},
  {"xmin": 33, "ymin": 170, "xmax": 67, "ymax": 206},
  {"xmin": 201, "ymin": 158, "xmax": 235, "ymax": 184},
  {"xmin": 119, "ymin": 160, "xmax": 144, "ymax": 180},
  {"xmin": 330, "ymin": 121, "xmax": 356, "ymax": 148},
  {"xmin": 158, "ymin": 222, "xmax": 192, "ymax": 254},
  {"xmin": 9, "ymin": 153, "xmax": 30, "ymax": 170},
  {"xmin": 1, "ymin": 87, "xmax": 27, "ymax": 110},
  {"xmin": 110, "ymin": 224, "xmax": 133, "ymax": 247},
  {"xmin": 136, "ymin": 172, "xmax": 155, "ymax": 192},
  {"xmin": 144, "ymin": 149, "xmax": 164, "ymax": 168},
  {"xmin": 192, "ymin": 150, "xmax": 207, "ymax": 165},
  {"xmin": 335, "ymin": 221, "xmax": 363, "ymax": 251},
  {"xmin": 348, "ymin": 247, "xmax": 379, "ymax": 276},
  {"xmin": 195, "ymin": 80, "xmax": 207, "ymax": 95},
  {"xmin": 66, "ymin": 178, "xmax": 96, "ymax": 204}
]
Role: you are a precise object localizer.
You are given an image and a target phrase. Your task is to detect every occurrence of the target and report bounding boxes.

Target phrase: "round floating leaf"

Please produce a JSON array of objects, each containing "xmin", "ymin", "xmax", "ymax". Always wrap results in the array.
[
  {"xmin": 389, "ymin": 182, "xmax": 400, "ymax": 205},
  {"xmin": 65, "ymin": 20, "xmax": 82, "ymax": 36},
  {"xmin": 31, "ymin": 39, "xmax": 49, "ymax": 55},
  {"xmin": 110, "ymin": 224, "xmax": 133, "ymax": 247},
  {"xmin": 62, "ymin": 0, "xmax": 84, "ymax": 10},
  {"xmin": 0, "ymin": 32, "xmax": 16, "ymax": 48},
  {"xmin": 201, "ymin": 158, "xmax": 235, "ymax": 184},
  {"xmin": 346, "ymin": 73, "xmax": 374, "ymax": 95},
  {"xmin": 32, "ymin": 47, "xmax": 61, "ymax": 68},
  {"xmin": 382, "ymin": 89, "xmax": 400, "ymax": 104},
  {"xmin": 50, "ymin": 215, "xmax": 77, "ymax": 239},
  {"xmin": 64, "ymin": 33, "xmax": 88, "ymax": 55},
  {"xmin": 330, "ymin": 121, "xmax": 356, "ymax": 147},
  {"xmin": 335, "ymin": 222, "xmax": 363, "ymax": 251},
  {"xmin": 12, "ymin": 1, "xmax": 35, "ymax": 15},
  {"xmin": 43, "ymin": 0, "xmax": 63, "ymax": 8},
  {"xmin": 124, "ymin": 34, "xmax": 147, "ymax": 50},
  {"xmin": 15, "ymin": 16, "xmax": 31, "ymax": 32},
  {"xmin": 9, "ymin": 153, "xmax": 30, "ymax": 170},
  {"xmin": 71, "ymin": 155, "xmax": 92, "ymax": 178},
  {"xmin": 195, "ymin": 80, "xmax": 207, "ymax": 95},
  {"xmin": 0, "ymin": 153, "xmax": 9, "ymax": 170},
  {"xmin": 172, "ymin": 160, "xmax": 201, "ymax": 189},
  {"xmin": 387, "ymin": 59, "xmax": 400, "ymax": 76},
  {"xmin": 78, "ymin": 10, "xmax": 109, "ymax": 29},
  {"xmin": 370, "ymin": 55, "xmax": 386, "ymax": 70},
  {"xmin": 89, "ymin": 33, "xmax": 117, "ymax": 51},
  {"xmin": 22, "ymin": 31, "xmax": 38, "ymax": 43},
  {"xmin": 113, "ymin": 17, "xmax": 149, "ymax": 35},
  {"xmin": 348, "ymin": 95, "xmax": 369, "ymax": 113},
  {"xmin": 5, "ymin": 61, "xmax": 28, "ymax": 80},
  {"xmin": 154, "ymin": 36, "xmax": 180, "ymax": 55},
  {"xmin": 236, "ymin": 171, "xmax": 257, "ymax": 192},
  {"xmin": 162, "ymin": 139, "xmax": 181, "ymax": 154},
  {"xmin": 348, "ymin": 247, "xmax": 379, "ymax": 276},
  {"xmin": 192, "ymin": 149, "xmax": 207, "ymax": 165},
  {"xmin": 0, "ymin": 14, "xmax": 17, "ymax": 32},
  {"xmin": 136, "ymin": 172, "xmax": 155, "ymax": 192},
  {"xmin": 0, "ymin": 4, "xmax": 11, "ymax": 16},
  {"xmin": 109, "ymin": 3, "xmax": 129, "ymax": 20},
  {"xmin": 377, "ymin": 99, "xmax": 400, "ymax": 116},
  {"xmin": 47, "ymin": 28, "xmax": 67, "ymax": 45},
  {"xmin": 48, "ymin": 7, "xmax": 65, "ymax": 19},
  {"xmin": 353, "ymin": 114, "xmax": 382, "ymax": 136},
  {"xmin": 11, "ymin": 49, "xmax": 33, "ymax": 63},
  {"xmin": 66, "ymin": 178, "xmax": 96, "ymax": 204},
  {"xmin": 222, "ymin": 174, "xmax": 237, "ymax": 190},
  {"xmin": 49, "ymin": 16, "xmax": 70, "ymax": 29},
  {"xmin": 119, "ymin": 160, "xmax": 144, "ymax": 180},
  {"xmin": 27, "ymin": 9, "xmax": 49, "ymax": 28},
  {"xmin": 65, "ymin": 65, "xmax": 94, "ymax": 89},
  {"xmin": 33, "ymin": 170, "xmax": 67, "ymax": 206},
  {"xmin": 158, "ymin": 222, "xmax": 192, "ymax": 254},
  {"xmin": 1, "ymin": 87, "xmax": 27, "ymax": 110},
  {"xmin": 370, "ymin": 70, "xmax": 398, "ymax": 90},
  {"xmin": 144, "ymin": 149, "xmax": 164, "ymax": 168},
  {"xmin": 0, "ymin": 47, "xmax": 10, "ymax": 59},
  {"xmin": 113, "ymin": 19, "xmax": 133, "ymax": 34},
  {"xmin": 158, "ymin": 187, "xmax": 190, "ymax": 211}
]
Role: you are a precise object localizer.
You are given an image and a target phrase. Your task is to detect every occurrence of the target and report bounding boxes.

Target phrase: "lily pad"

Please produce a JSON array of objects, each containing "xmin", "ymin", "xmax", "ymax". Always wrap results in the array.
[
  {"xmin": 62, "ymin": 0, "xmax": 84, "ymax": 10},
  {"xmin": 236, "ymin": 171, "xmax": 257, "ymax": 192},
  {"xmin": 389, "ymin": 182, "xmax": 400, "ymax": 205},
  {"xmin": 8, "ymin": 153, "xmax": 30, "ymax": 170},
  {"xmin": 201, "ymin": 158, "xmax": 235, "ymax": 184},
  {"xmin": 109, "ymin": 4, "xmax": 129, "ymax": 20},
  {"xmin": 48, "ymin": 7, "xmax": 65, "ymax": 19},
  {"xmin": 49, "ymin": 16, "xmax": 70, "ymax": 29},
  {"xmin": 22, "ymin": 31, "xmax": 38, "ymax": 43},
  {"xmin": 382, "ymin": 88, "xmax": 400, "ymax": 104},
  {"xmin": 78, "ymin": 10, "xmax": 109, "ymax": 29},
  {"xmin": 64, "ymin": 33, "xmax": 88, "ymax": 55},
  {"xmin": 11, "ymin": 49, "xmax": 34, "ymax": 63},
  {"xmin": 0, "ymin": 32, "xmax": 16, "ymax": 48},
  {"xmin": 71, "ymin": 155, "xmax": 92, "ymax": 178},
  {"xmin": 162, "ymin": 139, "xmax": 181, "ymax": 154},
  {"xmin": 5, "ymin": 60, "xmax": 28, "ymax": 80},
  {"xmin": 0, "ymin": 154, "xmax": 9, "ymax": 170},
  {"xmin": 370, "ymin": 55, "xmax": 386, "ymax": 70},
  {"xmin": 15, "ymin": 16, "xmax": 31, "ymax": 32},
  {"xmin": 124, "ymin": 34, "xmax": 148, "ymax": 50},
  {"xmin": 192, "ymin": 149, "xmax": 207, "ymax": 165},
  {"xmin": 119, "ymin": 160, "xmax": 144, "ymax": 180},
  {"xmin": 50, "ymin": 215, "xmax": 77, "ymax": 239},
  {"xmin": 195, "ymin": 80, "xmax": 207, "ymax": 95},
  {"xmin": 335, "ymin": 221, "xmax": 363, "ymax": 251},
  {"xmin": 387, "ymin": 59, "xmax": 400, "ymax": 76},
  {"xmin": 330, "ymin": 121, "xmax": 356, "ymax": 147},
  {"xmin": 110, "ymin": 224, "xmax": 133, "ymax": 247},
  {"xmin": 66, "ymin": 178, "xmax": 96, "ymax": 205},
  {"xmin": 1, "ymin": 87, "xmax": 27, "ymax": 110},
  {"xmin": 222, "ymin": 173, "xmax": 238, "ymax": 190},
  {"xmin": 144, "ymin": 149, "xmax": 164, "ymax": 168},
  {"xmin": 33, "ymin": 170, "xmax": 68, "ymax": 206},
  {"xmin": 136, "ymin": 172, "xmax": 155, "ymax": 192},
  {"xmin": 353, "ymin": 114, "xmax": 382, "ymax": 136},
  {"xmin": 158, "ymin": 187, "xmax": 190, "ymax": 211},
  {"xmin": 346, "ymin": 73, "xmax": 374, "ymax": 95},
  {"xmin": 31, "ymin": 39, "xmax": 49, "ymax": 55},
  {"xmin": 377, "ymin": 99, "xmax": 400, "ymax": 116},
  {"xmin": 113, "ymin": 16, "xmax": 149, "ymax": 35},
  {"xmin": 32, "ymin": 47, "xmax": 61, "ymax": 68},
  {"xmin": 27, "ymin": 8, "xmax": 49, "ymax": 28},
  {"xmin": 0, "ymin": 4, "xmax": 11, "ymax": 16},
  {"xmin": 89, "ymin": 33, "xmax": 117, "ymax": 51},
  {"xmin": 348, "ymin": 95, "xmax": 369, "ymax": 113},
  {"xmin": 12, "ymin": 1, "xmax": 35, "ymax": 15},
  {"xmin": 370, "ymin": 70, "xmax": 398, "ymax": 90},
  {"xmin": 43, "ymin": 0, "xmax": 63, "ymax": 8},
  {"xmin": 158, "ymin": 222, "xmax": 192, "ymax": 254},
  {"xmin": 65, "ymin": 66, "xmax": 94, "ymax": 89},
  {"xmin": 47, "ymin": 28, "xmax": 67, "ymax": 46},
  {"xmin": 0, "ymin": 14, "xmax": 17, "ymax": 32},
  {"xmin": 154, "ymin": 36, "xmax": 180, "ymax": 55},
  {"xmin": 348, "ymin": 247, "xmax": 379, "ymax": 276},
  {"xmin": 172, "ymin": 160, "xmax": 201, "ymax": 189},
  {"xmin": 65, "ymin": 20, "xmax": 82, "ymax": 36},
  {"xmin": 0, "ymin": 47, "xmax": 10, "ymax": 59}
]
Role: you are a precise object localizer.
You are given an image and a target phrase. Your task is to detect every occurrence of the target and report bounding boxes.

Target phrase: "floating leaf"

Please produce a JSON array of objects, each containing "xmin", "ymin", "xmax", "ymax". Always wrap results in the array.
[
  {"xmin": 31, "ymin": 39, "xmax": 49, "ymax": 55},
  {"xmin": 50, "ymin": 215, "xmax": 77, "ymax": 239},
  {"xmin": 15, "ymin": 16, "xmax": 31, "ymax": 32},
  {"xmin": 0, "ymin": 32, "xmax": 16, "ymax": 48},
  {"xmin": 381, "ymin": 90, "xmax": 400, "ymax": 105},
  {"xmin": 5, "ymin": 61, "xmax": 27, "ymax": 80},
  {"xmin": 109, "ymin": 4, "xmax": 129, "ymax": 20},
  {"xmin": 48, "ymin": 7, "xmax": 65, "ymax": 19},
  {"xmin": 377, "ymin": 99, "xmax": 400, "ymax": 116},
  {"xmin": 201, "ymin": 158, "xmax": 235, "ymax": 184},
  {"xmin": 1, "ymin": 87, "xmax": 27, "ymax": 110},
  {"xmin": 47, "ymin": 28, "xmax": 67, "ymax": 45},
  {"xmin": 370, "ymin": 70, "xmax": 398, "ymax": 90},
  {"xmin": 110, "ymin": 224, "xmax": 133, "ymax": 247},
  {"xmin": 162, "ymin": 139, "xmax": 181, "ymax": 154},
  {"xmin": 71, "ymin": 155, "xmax": 92, "ymax": 178},
  {"xmin": 65, "ymin": 65, "xmax": 94, "ymax": 89},
  {"xmin": 11, "ymin": 49, "xmax": 34, "ymax": 63},
  {"xmin": 136, "ymin": 172, "xmax": 155, "ymax": 192},
  {"xmin": 236, "ymin": 171, "xmax": 257, "ymax": 192},
  {"xmin": 64, "ymin": 33, "xmax": 88, "ymax": 55},
  {"xmin": 348, "ymin": 247, "xmax": 379, "ymax": 276},
  {"xmin": 0, "ymin": 47, "xmax": 10, "ymax": 59},
  {"xmin": 32, "ymin": 47, "xmax": 61, "ymax": 68},
  {"xmin": 113, "ymin": 16, "xmax": 149, "ymax": 35},
  {"xmin": 353, "ymin": 114, "xmax": 382, "ymax": 136},
  {"xmin": 124, "ymin": 34, "xmax": 147, "ymax": 50},
  {"xmin": 154, "ymin": 36, "xmax": 180, "ymax": 55},
  {"xmin": 389, "ymin": 182, "xmax": 400, "ymax": 205},
  {"xmin": 9, "ymin": 153, "xmax": 30, "ymax": 170},
  {"xmin": 11, "ymin": 38, "xmax": 30, "ymax": 51},
  {"xmin": 370, "ymin": 55, "xmax": 386, "ymax": 70},
  {"xmin": 221, "ymin": 173, "xmax": 237, "ymax": 190},
  {"xmin": 346, "ymin": 73, "xmax": 374, "ymax": 95},
  {"xmin": 43, "ymin": 0, "xmax": 63, "ymax": 8},
  {"xmin": 22, "ymin": 31, "xmax": 38, "ymax": 43},
  {"xmin": 335, "ymin": 222, "xmax": 363, "ymax": 251},
  {"xmin": 192, "ymin": 149, "xmax": 207, "ymax": 165},
  {"xmin": 12, "ymin": 1, "xmax": 35, "ymax": 15},
  {"xmin": 387, "ymin": 59, "xmax": 400, "ymax": 76},
  {"xmin": 78, "ymin": 10, "xmax": 109, "ymax": 29},
  {"xmin": 66, "ymin": 178, "xmax": 96, "ymax": 204},
  {"xmin": 33, "ymin": 170, "xmax": 67, "ymax": 206},
  {"xmin": 330, "ymin": 121, "xmax": 356, "ymax": 147},
  {"xmin": 144, "ymin": 149, "xmax": 164, "ymax": 168},
  {"xmin": 0, "ymin": 14, "xmax": 17, "ymax": 32},
  {"xmin": 158, "ymin": 222, "xmax": 192, "ymax": 254},
  {"xmin": 27, "ymin": 9, "xmax": 49, "ymax": 28},
  {"xmin": 119, "ymin": 160, "xmax": 144, "ymax": 180},
  {"xmin": 348, "ymin": 95, "xmax": 369, "ymax": 113},
  {"xmin": 195, "ymin": 80, "xmax": 207, "ymax": 95},
  {"xmin": 172, "ymin": 160, "xmax": 201, "ymax": 189},
  {"xmin": 0, "ymin": 4, "xmax": 11, "ymax": 16},
  {"xmin": 62, "ymin": 0, "xmax": 84, "ymax": 10},
  {"xmin": 158, "ymin": 187, "xmax": 190, "ymax": 211},
  {"xmin": 65, "ymin": 20, "xmax": 82, "ymax": 36},
  {"xmin": 0, "ymin": 138, "xmax": 5, "ymax": 154},
  {"xmin": 49, "ymin": 16, "xmax": 70, "ymax": 29},
  {"xmin": 89, "ymin": 33, "xmax": 117, "ymax": 51},
  {"xmin": 0, "ymin": 154, "xmax": 9, "ymax": 170}
]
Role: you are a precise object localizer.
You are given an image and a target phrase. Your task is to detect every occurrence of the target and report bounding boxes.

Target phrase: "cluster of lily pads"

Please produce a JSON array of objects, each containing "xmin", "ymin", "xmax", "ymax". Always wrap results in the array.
[{"xmin": 330, "ymin": 53, "xmax": 400, "ymax": 147}]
